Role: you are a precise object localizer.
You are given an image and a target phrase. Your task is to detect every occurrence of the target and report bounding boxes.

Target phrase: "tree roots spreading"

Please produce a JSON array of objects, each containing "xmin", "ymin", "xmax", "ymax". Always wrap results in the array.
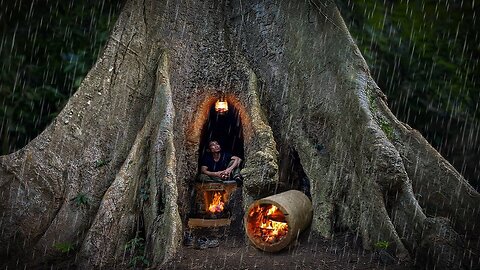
[{"xmin": 0, "ymin": 0, "xmax": 478, "ymax": 269}]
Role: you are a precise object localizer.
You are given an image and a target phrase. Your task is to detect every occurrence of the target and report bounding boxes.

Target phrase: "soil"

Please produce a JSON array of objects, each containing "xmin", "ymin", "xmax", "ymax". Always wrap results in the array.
[{"xmin": 162, "ymin": 231, "xmax": 416, "ymax": 270}]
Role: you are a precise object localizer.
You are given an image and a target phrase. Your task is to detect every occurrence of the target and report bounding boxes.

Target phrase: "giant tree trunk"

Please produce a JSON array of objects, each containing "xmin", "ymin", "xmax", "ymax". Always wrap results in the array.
[{"xmin": 1, "ymin": 0, "xmax": 479, "ymax": 269}]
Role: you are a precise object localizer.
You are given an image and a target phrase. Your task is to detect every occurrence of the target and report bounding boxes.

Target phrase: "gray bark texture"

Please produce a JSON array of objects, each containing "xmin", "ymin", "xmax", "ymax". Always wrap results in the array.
[{"xmin": 1, "ymin": 0, "xmax": 479, "ymax": 269}]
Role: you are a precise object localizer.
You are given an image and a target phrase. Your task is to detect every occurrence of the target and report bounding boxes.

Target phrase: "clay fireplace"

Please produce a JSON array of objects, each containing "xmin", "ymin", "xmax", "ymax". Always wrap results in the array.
[{"xmin": 188, "ymin": 181, "xmax": 238, "ymax": 228}]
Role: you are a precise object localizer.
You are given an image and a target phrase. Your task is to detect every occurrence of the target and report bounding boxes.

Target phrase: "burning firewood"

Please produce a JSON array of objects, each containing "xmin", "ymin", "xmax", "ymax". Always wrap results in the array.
[
  {"xmin": 208, "ymin": 192, "xmax": 225, "ymax": 213},
  {"xmin": 245, "ymin": 191, "xmax": 313, "ymax": 252},
  {"xmin": 247, "ymin": 204, "xmax": 289, "ymax": 244}
]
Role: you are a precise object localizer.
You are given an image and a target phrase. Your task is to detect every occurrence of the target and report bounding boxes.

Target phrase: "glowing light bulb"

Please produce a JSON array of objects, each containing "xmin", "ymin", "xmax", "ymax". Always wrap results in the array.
[{"xmin": 215, "ymin": 98, "xmax": 228, "ymax": 114}]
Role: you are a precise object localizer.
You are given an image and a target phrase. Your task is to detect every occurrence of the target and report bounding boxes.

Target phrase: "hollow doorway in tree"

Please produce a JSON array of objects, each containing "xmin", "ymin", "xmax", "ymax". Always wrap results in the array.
[
  {"xmin": 187, "ymin": 100, "xmax": 245, "ymax": 231},
  {"xmin": 198, "ymin": 103, "xmax": 245, "ymax": 166}
]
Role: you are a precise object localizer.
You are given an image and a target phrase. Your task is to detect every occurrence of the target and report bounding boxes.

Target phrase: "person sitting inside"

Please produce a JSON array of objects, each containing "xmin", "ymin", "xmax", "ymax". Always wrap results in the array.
[{"xmin": 198, "ymin": 140, "xmax": 243, "ymax": 185}]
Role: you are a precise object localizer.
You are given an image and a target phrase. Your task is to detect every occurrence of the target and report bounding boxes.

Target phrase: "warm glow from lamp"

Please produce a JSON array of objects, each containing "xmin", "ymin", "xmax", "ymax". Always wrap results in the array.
[{"xmin": 215, "ymin": 98, "xmax": 228, "ymax": 114}]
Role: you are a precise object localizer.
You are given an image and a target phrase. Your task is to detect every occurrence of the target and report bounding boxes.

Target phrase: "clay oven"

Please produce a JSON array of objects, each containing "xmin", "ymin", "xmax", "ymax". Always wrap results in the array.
[
  {"xmin": 245, "ymin": 190, "xmax": 312, "ymax": 252},
  {"xmin": 188, "ymin": 182, "xmax": 238, "ymax": 228}
]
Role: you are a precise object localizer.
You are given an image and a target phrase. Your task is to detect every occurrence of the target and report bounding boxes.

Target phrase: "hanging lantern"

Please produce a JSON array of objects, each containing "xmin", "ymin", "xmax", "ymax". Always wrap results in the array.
[{"xmin": 215, "ymin": 95, "xmax": 228, "ymax": 114}]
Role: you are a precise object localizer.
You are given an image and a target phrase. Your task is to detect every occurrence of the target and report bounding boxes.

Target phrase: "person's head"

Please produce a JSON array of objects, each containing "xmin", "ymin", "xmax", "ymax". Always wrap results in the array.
[{"xmin": 208, "ymin": 140, "xmax": 221, "ymax": 153}]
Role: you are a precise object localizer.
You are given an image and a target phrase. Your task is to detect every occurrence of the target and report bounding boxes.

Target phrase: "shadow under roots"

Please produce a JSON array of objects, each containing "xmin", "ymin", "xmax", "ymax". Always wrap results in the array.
[{"xmin": 277, "ymin": 145, "xmax": 311, "ymax": 198}]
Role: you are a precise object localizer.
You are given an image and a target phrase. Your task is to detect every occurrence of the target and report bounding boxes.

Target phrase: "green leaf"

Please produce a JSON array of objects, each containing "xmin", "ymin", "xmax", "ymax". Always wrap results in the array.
[
  {"xmin": 95, "ymin": 159, "xmax": 111, "ymax": 168},
  {"xmin": 71, "ymin": 193, "xmax": 89, "ymax": 207},
  {"xmin": 374, "ymin": 240, "xmax": 390, "ymax": 250},
  {"xmin": 53, "ymin": 242, "xmax": 75, "ymax": 253}
]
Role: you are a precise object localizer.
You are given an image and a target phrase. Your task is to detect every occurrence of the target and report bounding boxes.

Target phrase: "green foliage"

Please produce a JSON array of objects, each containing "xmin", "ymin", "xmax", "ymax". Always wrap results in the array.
[
  {"xmin": 129, "ymin": 256, "xmax": 150, "ymax": 268},
  {"xmin": 374, "ymin": 240, "xmax": 390, "ymax": 250},
  {"xmin": 95, "ymin": 159, "xmax": 111, "ymax": 168},
  {"xmin": 140, "ymin": 187, "xmax": 150, "ymax": 202},
  {"xmin": 124, "ymin": 236, "xmax": 145, "ymax": 252},
  {"xmin": 53, "ymin": 242, "xmax": 75, "ymax": 253},
  {"xmin": 337, "ymin": 0, "xmax": 480, "ymax": 188},
  {"xmin": 379, "ymin": 119, "xmax": 394, "ymax": 140},
  {"xmin": 125, "ymin": 235, "xmax": 150, "ymax": 268},
  {"xmin": 0, "ymin": 0, "xmax": 122, "ymax": 154},
  {"xmin": 368, "ymin": 90, "xmax": 394, "ymax": 140},
  {"xmin": 72, "ymin": 193, "xmax": 89, "ymax": 207},
  {"xmin": 339, "ymin": 0, "xmax": 479, "ymax": 122}
]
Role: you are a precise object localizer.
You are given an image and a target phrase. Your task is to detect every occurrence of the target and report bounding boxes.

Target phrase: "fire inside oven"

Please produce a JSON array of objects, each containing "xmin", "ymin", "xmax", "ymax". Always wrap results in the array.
[
  {"xmin": 246, "ymin": 204, "xmax": 289, "ymax": 244},
  {"xmin": 193, "ymin": 182, "xmax": 237, "ymax": 219},
  {"xmin": 204, "ymin": 190, "xmax": 226, "ymax": 214}
]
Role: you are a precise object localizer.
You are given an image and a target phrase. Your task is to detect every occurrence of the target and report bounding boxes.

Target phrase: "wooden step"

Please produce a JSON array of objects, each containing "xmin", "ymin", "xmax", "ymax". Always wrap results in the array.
[{"xmin": 188, "ymin": 218, "xmax": 231, "ymax": 228}]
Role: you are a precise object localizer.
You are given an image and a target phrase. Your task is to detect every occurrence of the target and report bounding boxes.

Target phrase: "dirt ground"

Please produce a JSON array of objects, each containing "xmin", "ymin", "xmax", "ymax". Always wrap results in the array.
[{"xmin": 162, "ymin": 231, "xmax": 416, "ymax": 270}]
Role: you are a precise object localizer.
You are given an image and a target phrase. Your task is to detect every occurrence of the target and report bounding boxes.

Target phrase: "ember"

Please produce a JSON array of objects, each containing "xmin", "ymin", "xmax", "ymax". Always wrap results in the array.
[
  {"xmin": 248, "ymin": 204, "xmax": 288, "ymax": 244},
  {"xmin": 208, "ymin": 192, "xmax": 225, "ymax": 213}
]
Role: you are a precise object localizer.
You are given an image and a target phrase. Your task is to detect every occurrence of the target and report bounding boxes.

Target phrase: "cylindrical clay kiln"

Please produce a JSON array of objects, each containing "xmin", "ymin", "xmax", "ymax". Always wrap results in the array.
[{"xmin": 244, "ymin": 190, "xmax": 313, "ymax": 252}]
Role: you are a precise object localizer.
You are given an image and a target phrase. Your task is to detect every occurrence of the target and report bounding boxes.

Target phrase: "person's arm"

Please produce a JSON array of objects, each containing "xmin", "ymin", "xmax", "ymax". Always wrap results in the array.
[
  {"xmin": 223, "ymin": 156, "xmax": 242, "ymax": 175},
  {"xmin": 201, "ymin": 165, "xmax": 223, "ymax": 178}
]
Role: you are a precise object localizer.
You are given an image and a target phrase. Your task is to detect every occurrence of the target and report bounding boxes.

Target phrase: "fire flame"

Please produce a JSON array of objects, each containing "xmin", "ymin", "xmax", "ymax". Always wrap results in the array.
[
  {"xmin": 248, "ymin": 204, "xmax": 288, "ymax": 244},
  {"xmin": 208, "ymin": 192, "xmax": 225, "ymax": 213}
]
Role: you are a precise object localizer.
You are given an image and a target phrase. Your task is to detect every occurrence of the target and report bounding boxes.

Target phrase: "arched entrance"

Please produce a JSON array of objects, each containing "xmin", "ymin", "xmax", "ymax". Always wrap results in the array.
[
  {"xmin": 185, "ymin": 99, "xmax": 245, "ymax": 233},
  {"xmin": 198, "ymin": 103, "xmax": 244, "ymax": 167}
]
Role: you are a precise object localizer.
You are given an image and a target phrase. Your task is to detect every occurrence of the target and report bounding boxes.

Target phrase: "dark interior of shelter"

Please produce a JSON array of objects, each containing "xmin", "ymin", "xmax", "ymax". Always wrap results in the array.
[{"xmin": 198, "ymin": 104, "xmax": 245, "ymax": 168}]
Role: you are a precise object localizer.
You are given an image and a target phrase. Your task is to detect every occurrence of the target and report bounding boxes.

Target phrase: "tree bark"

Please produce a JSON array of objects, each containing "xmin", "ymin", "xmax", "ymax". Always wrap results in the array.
[{"xmin": 1, "ymin": 0, "xmax": 478, "ymax": 269}]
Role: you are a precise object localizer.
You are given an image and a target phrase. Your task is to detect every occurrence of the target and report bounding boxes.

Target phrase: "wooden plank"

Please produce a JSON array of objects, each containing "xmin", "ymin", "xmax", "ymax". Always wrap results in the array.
[
  {"xmin": 195, "ymin": 182, "xmax": 237, "ymax": 192},
  {"xmin": 188, "ymin": 218, "xmax": 231, "ymax": 228}
]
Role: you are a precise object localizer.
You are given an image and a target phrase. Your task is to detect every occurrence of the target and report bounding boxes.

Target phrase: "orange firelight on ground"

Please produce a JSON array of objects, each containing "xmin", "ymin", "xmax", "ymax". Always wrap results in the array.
[
  {"xmin": 208, "ymin": 192, "xmax": 225, "ymax": 213},
  {"xmin": 248, "ymin": 204, "xmax": 288, "ymax": 244}
]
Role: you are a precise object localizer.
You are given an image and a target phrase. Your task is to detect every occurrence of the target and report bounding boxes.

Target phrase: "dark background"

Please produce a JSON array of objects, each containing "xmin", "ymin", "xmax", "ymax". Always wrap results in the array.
[
  {"xmin": 199, "ymin": 105, "xmax": 245, "ymax": 163},
  {"xmin": 1, "ymin": 0, "xmax": 478, "ymax": 190}
]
